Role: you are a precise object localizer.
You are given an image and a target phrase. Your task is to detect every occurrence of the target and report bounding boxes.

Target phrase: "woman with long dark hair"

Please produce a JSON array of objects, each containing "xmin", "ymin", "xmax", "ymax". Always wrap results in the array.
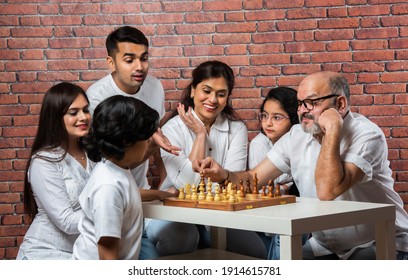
[{"xmin": 17, "ymin": 82, "xmax": 91, "ymax": 259}]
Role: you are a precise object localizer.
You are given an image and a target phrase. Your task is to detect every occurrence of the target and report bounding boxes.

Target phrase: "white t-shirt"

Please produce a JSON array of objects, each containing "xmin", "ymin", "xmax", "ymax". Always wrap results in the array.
[
  {"xmin": 160, "ymin": 109, "xmax": 248, "ymax": 189},
  {"xmin": 267, "ymin": 112, "xmax": 408, "ymax": 258},
  {"xmin": 73, "ymin": 160, "xmax": 143, "ymax": 260},
  {"xmin": 249, "ymin": 132, "xmax": 293, "ymax": 188},
  {"xmin": 17, "ymin": 148, "xmax": 91, "ymax": 260},
  {"xmin": 86, "ymin": 74, "xmax": 165, "ymax": 189}
]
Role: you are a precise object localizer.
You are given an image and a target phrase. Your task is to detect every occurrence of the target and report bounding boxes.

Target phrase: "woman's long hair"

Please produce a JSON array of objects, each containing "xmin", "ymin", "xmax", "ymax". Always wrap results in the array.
[{"xmin": 24, "ymin": 82, "xmax": 88, "ymax": 219}]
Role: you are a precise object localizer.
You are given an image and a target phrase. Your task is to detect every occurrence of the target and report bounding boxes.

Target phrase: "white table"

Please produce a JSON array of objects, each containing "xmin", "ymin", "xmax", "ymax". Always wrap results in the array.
[{"xmin": 142, "ymin": 197, "xmax": 396, "ymax": 260}]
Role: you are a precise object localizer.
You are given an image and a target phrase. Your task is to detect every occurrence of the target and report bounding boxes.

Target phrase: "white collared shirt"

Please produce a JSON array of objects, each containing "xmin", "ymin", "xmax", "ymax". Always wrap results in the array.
[{"xmin": 267, "ymin": 111, "xmax": 408, "ymax": 258}]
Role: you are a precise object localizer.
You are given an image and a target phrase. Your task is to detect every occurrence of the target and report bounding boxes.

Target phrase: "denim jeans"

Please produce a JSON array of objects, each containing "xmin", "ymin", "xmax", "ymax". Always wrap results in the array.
[{"xmin": 267, "ymin": 233, "xmax": 309, "ymax": 260}]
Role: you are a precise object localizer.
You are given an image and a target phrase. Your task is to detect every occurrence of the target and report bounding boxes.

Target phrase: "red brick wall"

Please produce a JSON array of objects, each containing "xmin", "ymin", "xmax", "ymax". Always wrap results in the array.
[{"xmin": 1, "ymin": 0, "xmax": 408, "ymax": 259}]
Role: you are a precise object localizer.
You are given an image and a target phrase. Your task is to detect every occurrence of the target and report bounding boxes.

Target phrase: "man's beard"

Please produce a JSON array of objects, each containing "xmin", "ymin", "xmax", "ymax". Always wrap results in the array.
[{"xmin": 299, "ymin": 113, "xmax": 322, "ymax": 135}]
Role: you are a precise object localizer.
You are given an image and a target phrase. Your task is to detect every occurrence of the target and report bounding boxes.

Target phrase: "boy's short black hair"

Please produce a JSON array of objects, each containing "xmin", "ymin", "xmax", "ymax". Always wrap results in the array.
[{"xmin": 83, "ymin": 96, "xmax": 159, "ymax": 162}]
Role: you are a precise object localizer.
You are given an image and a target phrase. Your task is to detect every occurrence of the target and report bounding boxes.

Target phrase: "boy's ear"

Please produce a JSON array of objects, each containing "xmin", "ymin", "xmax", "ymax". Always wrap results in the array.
[{"xmin": 107, "ymin": 56, "xmax": 115, "ymax": 72}]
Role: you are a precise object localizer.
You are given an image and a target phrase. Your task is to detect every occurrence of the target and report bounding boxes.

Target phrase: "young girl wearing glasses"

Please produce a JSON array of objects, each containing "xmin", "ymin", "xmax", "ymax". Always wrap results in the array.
[{"xmin": 249, "ymin": 86, "xmax": 308, "ymax": 260}]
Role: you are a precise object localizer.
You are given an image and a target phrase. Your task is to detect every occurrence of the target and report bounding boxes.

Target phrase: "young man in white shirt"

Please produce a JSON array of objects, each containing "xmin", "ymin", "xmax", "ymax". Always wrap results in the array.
[{"xmin": 86, "ymin": 26, "xmax": 180, "ymax": 259}]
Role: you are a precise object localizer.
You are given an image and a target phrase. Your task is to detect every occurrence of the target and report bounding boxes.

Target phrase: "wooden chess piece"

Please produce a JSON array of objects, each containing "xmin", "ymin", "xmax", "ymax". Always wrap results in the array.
[
  {"xmin": 246, "ymin": 178, "xmax": 251, "ymax": 193},
  {"xmin": 228, "ymin": 189, "xmax": 236, "ymax": 203},
  {"xmin": 178, "ymin": 187, "xmax": 185, "ymax": 199},
  {"xmin": 252, "ymin": 173, "xmax": 258, "ymax": 194},
  {"xmin": 214, "ymin": 185, "xmax": 221, "ymax": 202},
  {"xmin": 275, "ymin": 184, "xmax": 281, "ymax": 197},
  {"xmin": 191, "ymin": 185, "xmax": 198, "ymax": 200},
  {"xmin": 268, "ymin": 186, "xmax": 273, "ymax": 197},
  {"xmin": 261, "ymin": 185, "xmax": 266, "ymax": 197}
]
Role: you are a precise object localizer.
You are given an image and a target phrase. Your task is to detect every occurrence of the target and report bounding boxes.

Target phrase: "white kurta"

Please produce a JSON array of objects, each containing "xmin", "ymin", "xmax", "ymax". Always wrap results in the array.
[
  {"xmin": 86, "ymin": 74, "xmax": 165, "ymax": 189},
  {"xmin": 267, "ymin": 112, "xmax": 408, "ymax": 258},
  {"xmin": 16, "ymin": 148, "xmax": 91, "ymax": 260},
  {"xmin": 73, "ymin": 160, "xmax": 143, "ymax": 260},
  {"xmin": 160, "ymin": 110, "xmax": 248, "ymax": 189}
]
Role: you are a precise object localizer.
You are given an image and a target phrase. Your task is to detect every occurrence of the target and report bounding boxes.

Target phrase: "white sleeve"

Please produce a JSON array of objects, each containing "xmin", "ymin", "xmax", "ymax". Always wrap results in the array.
[
  {"xmin": 29, "ymin": 158, "xmax": 81, "ymax": 234},
  {"xmin": 223, "ymin": 122, "xmax": 248, "ymax": 172},
  {"xmin": 90, "ymin": 184, "xmax": 124, "ymax": 241},
  {"xmin": 248, "ymin": 134, "xmax": 271, "ymax": 169},
  {"xmin": 160, "ymin": 122, "xmax": 201, "ymax": 188}
]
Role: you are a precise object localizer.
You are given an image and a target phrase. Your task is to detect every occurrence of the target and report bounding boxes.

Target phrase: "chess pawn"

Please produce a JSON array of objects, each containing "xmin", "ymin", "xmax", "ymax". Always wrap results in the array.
[
  {"xmin": 178, "ymin": 187, "xmax": 185, "ymax": 199},
  {"xmin": 236, "ymin": 190, "xmax": 243, "ymax": 202},
  {"xmin": 246, "ymin": 178, "xmax": 251, "ymax": 193},
  {"xmin": 261, "ymin": 185, "xmax": 267, "ymax": 197},
  {"xmin": 222, "ymin": 188, "xmax": 228, "ymax": 201},
  {"xmin": 214, "ymin": 185, "xmax": 221, "ymax": 202},
  {"xmin": 252, "ymin": 173, "xmax": 258, "ymax": 194},
  {"xmin": 228, "ymin": 189, "xmax": 236, "ymax": 203},
  {"xmin": 191, "ymin": 185, "xmax": 198, "ymax": 200},
  {"xmin": 275, "ymin": 184, "xmax": 281, "ymax": 197},
  {"xmin": 268, "ymin": 186, "xmax": 273, "ymax": 197},
  {"xmin": 239, "ymin": 185, "xmax": 245, "ymax": 198}
]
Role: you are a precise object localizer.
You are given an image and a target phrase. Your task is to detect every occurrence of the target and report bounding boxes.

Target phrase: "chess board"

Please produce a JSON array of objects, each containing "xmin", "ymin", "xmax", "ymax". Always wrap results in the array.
[{"xmin": 163, "ymin": 194, "xmax": 296, "ymax": 211}]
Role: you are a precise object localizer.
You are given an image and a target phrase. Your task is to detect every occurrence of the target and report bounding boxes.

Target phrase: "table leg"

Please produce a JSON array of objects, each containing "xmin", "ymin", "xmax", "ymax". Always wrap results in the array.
[
  {"xmin": 210, "ymin": 226, "xmax": 227, "ymax": 250},
  {"xmin": 375, "ymin": 219, "xmax": 396, "ymax": 260},
  {"xmin": 280, "ymin": 234, "xmax": 302, "ymax": 260}
]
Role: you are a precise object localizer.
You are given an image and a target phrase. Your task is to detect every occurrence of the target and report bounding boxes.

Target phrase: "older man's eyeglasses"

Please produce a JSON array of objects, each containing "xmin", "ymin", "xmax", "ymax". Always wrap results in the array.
[
  {"xmin": 258, "ymin": 113, "xmax": 290, "ymax": 124},
  {"xmin": 297, "ymin": 94, "xmax": 340, "ymax": 111}
]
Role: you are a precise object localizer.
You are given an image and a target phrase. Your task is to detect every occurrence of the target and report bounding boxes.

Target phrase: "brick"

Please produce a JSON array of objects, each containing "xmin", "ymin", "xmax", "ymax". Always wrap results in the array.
[
  {"xmin": 0, "ymin": 72, "xmax": 16, "ymax": 83},
  {"xmin": 381, "ymin": 15, "xmax": 408, "ymax": 27},
  {"xmin": 37, "ymin": 3, "xmax": 59, "ymax": 15},
  {"xmin": 315, "ymin": 29, "xmax": 354, "ymax": 40},
  {"xmin": 277, "ymin": 75, "xmax": 305, "ymax": 86},
  {"xmin": 361, "ymin": 18, "xmax": 381, "ymax": 28},
  {"xmin": 2, "ymin": 126, "xmax": 37, "ymax": 137},
  {"xmin": 54, "ymin": 27, "xmax": 74, "ymax": 37},
  {"xmin": 38, "ymin": 72, "xmax": 79, "ymax": 82},
  {"xmin": 216, "ymin": 22, "xmax": 256, "ymax": 33},
  {"xmin": 0, "ymin": 50, "xmax": 19, "ymax": 60},
  {"xmin": 11, "ymin": 82, "xmax": 51, "ymax": 94},
  {"xmin": 251, "ymin": 54, "xmax": 290, "ymax": 65},
  {"xmin": 40, "ymin": 16, "xmax": 82, "ymax": 26},
  {"xmin": 185, "ymin": 12, "xmax": 224, "ymax": 23},
  {"xmin": 61, "ymin": 3, "xmax": 100, "ymax": 15},
  {"xmin": 184, "ymin": 45, "xmax": 224, "ymax": 56},
  {"xmin": 287, "ymin": 8, "xmax": 327, "ymax": 19},
  {"xmin": 8, "ymin": 38, "xmax": 48, "ymax": 49},
  {"xmin": 143, "ymin": 14, "xmax": 184, "ymax": 25},
  {"xmin": 253, "ymin": 32, "xmax": 293, "ymax": 43},
  {"xmin": 5, "ymin": 61, "xmax": 47, "ymax": 71},
  {"xmin": 265, "ymin": 0, "xmax": 305, "ymax": 8},
  {"xmin": 101, "ymin": 3, "xmax": 141, "ymax": 14},
  {"xmin": 306, "ymin": 0, "xmax": 346, "ymax": 6},
  {"xmin": 0, "ymin": 193, "xmax": 20, "ymax": 203},
  {"xmin": 49, "ymin": 38, "xmax": 91, "ymax": 49},
  {"xmin": 328, "ymin": 7, "xmax": 347, "ymax": 18},
  {"xmin": 81, "ymin": 71, "xmax": 110, "ymax": 81},
  {"xmin": 0, "ymin": 16, "xmax": 19, "ymax": 26},
  {"xmin": 356, "ymin": 28, "xmax": 398, "ymax": 39},
  {"xmin": 149, "ymin": 57, "xmax": 190, "ymax": 68},
  {"xmin": 359, "ymin": 105, "xmax": 400, "ymax": 116},
  {"xmin": 391, "ymin": 3, "xmax": 408, "ymax": 15},
  {"xmin": 2, "ymin": 215, "xmax": 22, "ymax": 226},
  {"xmin": 214, "ymin": 33, "xmax": 251, "ymax": 44},
  {"xmin": 311, "ymin": 52, "xmax": 352, "ymax": 63},
  {"xmin": 351, "ymin": 40, "xmax": 388, "ymax": 50},
  {"xmin": 245, "ymin": 10, "xmax": 286, "ymax": 21},
  {"xmin": 21, "ymin": 50, "xmax": 44, "ymax": 60},
  {"xmin": 282, "ymin": 64, "xmax": 321, "ymax": 75},
  {"xmin": 151, "ymin": 35, "xmax": 192, "ymax": 47},
  {"xmin": 327, "ymin": 41, "xmax": 350, "ymax": 51},
  {"xmin": 285, "ymin": 42, "xmax": 325, "ymax": 53},
  {"xmin": 176, "ymin": 24, "xmax": 215, "ymax": 35},
  {"xmin": 357, "ymin": 73, "xmax": 380, "ymax": 84},
  {"xmin": 348, "ymin": 5, "xmax": 390, "ymax": 16},
  {"xmin": 255, "ymin": 76, "xmax": 278, "ymax": 87},
  {"xmin": 73, "ymin": 26, "xmax": 114, "ymax": 37},
  {"xmin": 163, "ymin": 1, "xmax": 202, "ymax": 12},
  {"xmin": 248, "ymin": 44, "xmax": 283, "ymax": 54},
  {"xmin": 353, "ymin": 50, "xmax": 395, "ymax": 62},
  {"xmin": 380, "ymin": 72, "xmax": 408, "ymax": 83},
  {"xmin": 10, "ymin": 27, "xmax": 53, "ymax": 37},
  {"xmin": 48, "ymin": 60, "xmax": 88, "ymax": 71},
  {"xmin": 20, "ymin": 17, "xmax": 40, "ymax": 26},
  {"xmin": 318, "ymin": 18, "xmax": 359, "ymax": 29},
  {"xmin": 225, "ymin": 45, "xmax": 247, "ymax": 55},
  {"xmin": 0, "ymin": 4, "xmax": 37, "ymax": 15},
  {"xmin": 0, "ymin": 205, "xmax": 13, "ymax": 215},
  {"xmin": 392, "ymin": 128, "xmax": 408, "ymax": 138},
  {"xmin": 0, "ymin": 226, "xmax": 27, "ymax": 237},
  {"xmin": 365, "ymin": 83, "xmax": 406, "ymax": 94},
  {"xmin": 45, "ymin": 49, "xmax": 82, "ymax": 59},
  {"xmin": 342, "ymin": 62, "xmax": 385, "ymax": 72},
  {"xmin": 203, "ymin": 0, "xmax": 242, "ymax": 11}
]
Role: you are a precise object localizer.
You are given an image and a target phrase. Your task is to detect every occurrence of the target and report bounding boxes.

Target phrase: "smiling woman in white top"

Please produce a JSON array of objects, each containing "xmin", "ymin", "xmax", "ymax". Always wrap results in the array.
[
  {"xmin": 17, "ymin": 83, "xmax": 91, "ymax": 260},
  {"xmin": 143, "ymin": 61, "xmax": 250, "ymax": 257}
]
